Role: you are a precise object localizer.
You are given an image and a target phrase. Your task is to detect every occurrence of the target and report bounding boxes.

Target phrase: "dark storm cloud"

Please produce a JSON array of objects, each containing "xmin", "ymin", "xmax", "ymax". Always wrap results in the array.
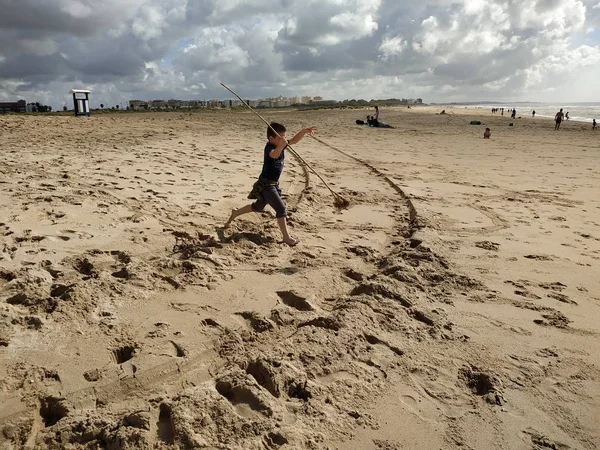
[
  {"xmin": 276, "ymin": 44, "xmax": 372, "ymax": 73},
  {"xmin": 0, "ymin": 0, "xmax": 107, "ymax": 35}
]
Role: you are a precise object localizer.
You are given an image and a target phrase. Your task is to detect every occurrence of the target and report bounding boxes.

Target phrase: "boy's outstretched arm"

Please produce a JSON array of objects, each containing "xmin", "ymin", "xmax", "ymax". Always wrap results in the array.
[{"xmin": 288, "ymin": 126, "xmax": 317, "ymax": 145}]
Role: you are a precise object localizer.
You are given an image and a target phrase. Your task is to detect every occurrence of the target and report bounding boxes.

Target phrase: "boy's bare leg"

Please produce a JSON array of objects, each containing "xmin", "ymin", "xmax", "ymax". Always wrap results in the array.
[
  {"xmin": 277, "ymin": 217, "xmax": 297, "ymax": 246},
  {"xmin": 225, "ymin": 204, "xmax": 254, "ymax": 227}
]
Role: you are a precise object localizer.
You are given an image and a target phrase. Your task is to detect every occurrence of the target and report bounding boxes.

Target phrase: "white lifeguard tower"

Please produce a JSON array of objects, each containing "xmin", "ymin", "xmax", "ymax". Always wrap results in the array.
[{"xmin": 69, "ymin": 89, "xmax": 91, "ymax": 116}]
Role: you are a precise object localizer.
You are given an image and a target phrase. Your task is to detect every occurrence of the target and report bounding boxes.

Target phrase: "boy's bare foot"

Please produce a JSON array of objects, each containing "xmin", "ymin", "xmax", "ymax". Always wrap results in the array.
[
  {"xmin": 224, "ymin": 209, "xmax": 236, "ymax": 228},
  {"xmin": 283, "ymin": 237, "xmax": 299, "ymax": 247}
]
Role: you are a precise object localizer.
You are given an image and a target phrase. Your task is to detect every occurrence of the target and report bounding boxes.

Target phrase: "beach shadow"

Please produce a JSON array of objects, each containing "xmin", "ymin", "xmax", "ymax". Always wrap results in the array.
[
  {"xmin": 215, "ymin": 226, "xmax": 274, "ymax": 246},
  {"xmin": 171, "ymin": 229, "xmax": 222, "ymax": 259},
  {"xmin": 264, "ymin": 266, "xmax": 301, "ymax": 275}
]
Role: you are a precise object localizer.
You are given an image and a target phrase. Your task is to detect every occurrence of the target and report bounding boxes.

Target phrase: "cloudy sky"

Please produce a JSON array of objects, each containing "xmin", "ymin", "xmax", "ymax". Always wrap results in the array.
[{"xmin": 1, "ymin": 0, "xmax": 600, "ymax": 109}]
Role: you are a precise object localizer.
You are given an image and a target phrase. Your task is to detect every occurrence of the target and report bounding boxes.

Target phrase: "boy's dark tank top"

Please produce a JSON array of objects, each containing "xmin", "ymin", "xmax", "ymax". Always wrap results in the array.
[{"xmin": 260, "ymin": 142, "xmax": 284, "ymax": 182}]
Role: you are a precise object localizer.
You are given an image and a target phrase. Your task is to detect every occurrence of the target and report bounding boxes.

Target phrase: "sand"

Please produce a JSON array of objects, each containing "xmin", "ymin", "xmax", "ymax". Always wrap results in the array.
[{"xmin": 0, "ymin": 106, "xmax": 598, "ymax": 450}]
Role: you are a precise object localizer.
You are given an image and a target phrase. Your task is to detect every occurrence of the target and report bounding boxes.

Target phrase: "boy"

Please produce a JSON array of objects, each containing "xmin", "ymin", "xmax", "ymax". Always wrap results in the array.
[
  {"xmin": 225, "ymin": 122, "xmax": 317, "ymax": 246},
  {"xmin": 484, "ymin": 127, "xmax": 491, "ymax": 139}
]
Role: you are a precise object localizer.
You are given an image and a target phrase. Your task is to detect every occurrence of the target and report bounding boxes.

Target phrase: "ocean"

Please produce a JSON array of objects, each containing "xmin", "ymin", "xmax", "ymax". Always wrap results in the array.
[{"xmin": 446, "ymin": 102, "xmax": 600, "ymax": 123}]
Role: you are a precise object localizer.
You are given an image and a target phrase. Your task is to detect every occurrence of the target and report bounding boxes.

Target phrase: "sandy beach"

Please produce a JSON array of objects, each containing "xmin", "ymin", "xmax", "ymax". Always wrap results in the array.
[{"xmin": 0, "ymin": 107, "xmax": 599, "ymax": 449}]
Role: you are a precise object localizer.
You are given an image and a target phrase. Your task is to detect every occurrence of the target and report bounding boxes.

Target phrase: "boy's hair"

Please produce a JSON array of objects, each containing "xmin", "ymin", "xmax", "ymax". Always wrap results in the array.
[{"xmin": 267, "ymin": 122, "xmax": 286, "ymax": 140}]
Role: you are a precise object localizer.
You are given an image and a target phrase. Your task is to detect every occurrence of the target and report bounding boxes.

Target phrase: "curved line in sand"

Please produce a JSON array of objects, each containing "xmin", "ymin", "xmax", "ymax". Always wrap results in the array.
[
  {"xmin": 287, "ymin": 150, "xmax": 311, "ymax": 210},
  {"xmin": 309, "ymin": 136, "xmax": 420, "ymax": 236}
]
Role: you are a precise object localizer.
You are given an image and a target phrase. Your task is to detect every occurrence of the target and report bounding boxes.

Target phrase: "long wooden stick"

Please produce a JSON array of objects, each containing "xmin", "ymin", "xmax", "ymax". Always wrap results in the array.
[{"xmin": 220, "ymin": 83, "xmax": 348, "ymax": 206}]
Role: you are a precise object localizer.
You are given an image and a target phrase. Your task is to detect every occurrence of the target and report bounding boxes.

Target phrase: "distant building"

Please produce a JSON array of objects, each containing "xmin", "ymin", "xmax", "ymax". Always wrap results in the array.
[
  {"xmin": 125, "ymin": 96, "xmax": 325, "ymax": 111},
  {"xmin": 272, "ymin": 99, "xmax": 292, "ymax": 108},
  {"xmin": 182, "ymin": 100, "xmax": 204, "ymax": 108},
  {"xmin": 0, "ymin": 100, "xmax": 26, "ymax": 113},
  {"xmin": 150, "ymin": 100, "xmax": 167, "ymax": 109},
  {"xmin": 129, "ymin": 100, "xmax": 149, "ymax": 110}
]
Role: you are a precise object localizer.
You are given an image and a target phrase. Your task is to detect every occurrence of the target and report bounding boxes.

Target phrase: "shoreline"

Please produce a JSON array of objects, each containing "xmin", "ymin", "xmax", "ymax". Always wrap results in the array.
[{"xmin": 433, "ymin": 105, "xmax": 598, "ymax": 124}]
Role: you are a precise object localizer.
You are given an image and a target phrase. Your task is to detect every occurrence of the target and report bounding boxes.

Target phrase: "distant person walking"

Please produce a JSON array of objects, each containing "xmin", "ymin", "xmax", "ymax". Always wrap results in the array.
[
  {"xmin": 555, "ymin": 109, "xmax": 564, "ymax": 130},
  {"xmin": 511, "ymin": 108, "xmax": 516, "ymax": 119},
  {"xmin": 532, "ymin": 110, "xmax": 536, "ymax": 118},
  {"xmin": 565, "ymin": 112, "xmax": 570, "ymax": 121},
  {"xmin": 593, "ymin": 119, "xmax": 597, "ymax": 130}
]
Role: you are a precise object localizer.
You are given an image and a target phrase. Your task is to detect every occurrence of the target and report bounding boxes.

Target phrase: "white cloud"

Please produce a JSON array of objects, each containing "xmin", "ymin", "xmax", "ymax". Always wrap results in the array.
[
  {"xmin": 182, "ymin": 28, "xmax": 251, "ymax": 70},
  {"xmin": 278, "ymin": 0, "xmax": 381, "ymax": 46},
  {"xmin": 329, "ymin": 7, "xmax": 379, "ymax": 39},
  {"xmin": 132, "ymin": 6, "xmax": 165, "ymax": 40},
  {"xmin": 525, "ymin": 44, "xmax": 600, "ymax": 87},
  {"xmin": 379, "ymin": 36, "xmax": 406, "ymax": 60}
]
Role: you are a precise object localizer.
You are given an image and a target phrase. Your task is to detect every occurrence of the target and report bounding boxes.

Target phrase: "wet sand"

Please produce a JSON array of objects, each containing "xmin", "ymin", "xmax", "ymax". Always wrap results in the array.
[{"xmin": 1, "ymin": 107, "xmax": 599, "ymax": 449}]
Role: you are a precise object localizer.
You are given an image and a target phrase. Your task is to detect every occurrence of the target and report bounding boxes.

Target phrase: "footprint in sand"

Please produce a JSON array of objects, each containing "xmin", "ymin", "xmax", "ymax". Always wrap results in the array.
[
  {"xmin": 514, "ymin": 290, "xmax": 541, "ymax": 300},
  {"xmin": 521, "ymin": 428, "xmax": 571, "ymax": 449},
  {"xmin": 538, "ymin": 281, "xmax": 567, "ymax": 292},
  {"xmin": 474, "ymin": 241, "xmax": 500, "ymax": 251},
  {"xmin": 533, "ymin": 310, "xmax": 571, "ymax": 329},
  {"xmin": 547, "ymin": 292, "xmax": 577, "ymax": 305},
  {"xmin": 523, "ymin": 254, "xmax": 553, "ymax": 261}
]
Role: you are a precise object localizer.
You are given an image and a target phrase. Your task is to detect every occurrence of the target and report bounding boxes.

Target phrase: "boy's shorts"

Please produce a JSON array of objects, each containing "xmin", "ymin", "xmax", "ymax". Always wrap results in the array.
[{"xmin": 251, "ymin": 184, "xmax": 286, "ymax": 218}]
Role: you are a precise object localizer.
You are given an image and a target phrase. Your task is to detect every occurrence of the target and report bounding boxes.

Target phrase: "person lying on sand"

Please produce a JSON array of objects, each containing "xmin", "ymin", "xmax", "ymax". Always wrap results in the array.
[
  {"xmin": 484, "ymin": 127, "xmax": 491, "ymax": 139},
  {"xmin": 366, "ymin": 115, "xmax": 379, "ymax": 127},
  {"xmin": 366, "ymin": 114, "xmax": 395, "ymax": 129},
  {"xmin": 225, "ymin": 122, "xmax": 317, "ymax": 246}
]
